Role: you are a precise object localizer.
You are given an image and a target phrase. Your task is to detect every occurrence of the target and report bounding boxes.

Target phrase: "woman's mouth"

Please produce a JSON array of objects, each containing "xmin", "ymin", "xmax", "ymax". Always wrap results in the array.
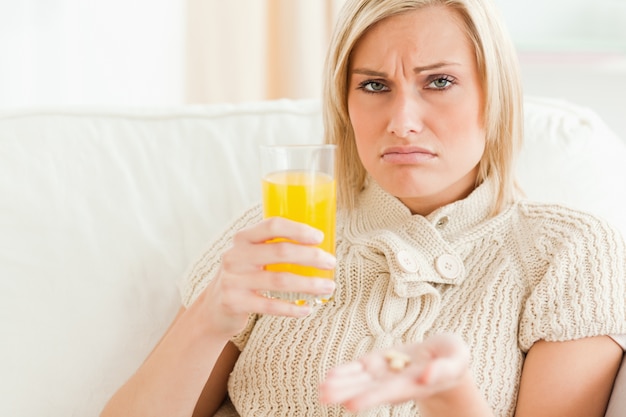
[{"xmin": 381, "ymin": 146, "xmax": 436, "ymax": 164}]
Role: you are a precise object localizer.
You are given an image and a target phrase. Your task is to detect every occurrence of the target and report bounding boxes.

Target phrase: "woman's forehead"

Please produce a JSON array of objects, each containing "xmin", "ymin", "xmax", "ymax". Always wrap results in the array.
[{"xmin": 349, "ymin": 7, "xmax": 475, "ymax": 71}]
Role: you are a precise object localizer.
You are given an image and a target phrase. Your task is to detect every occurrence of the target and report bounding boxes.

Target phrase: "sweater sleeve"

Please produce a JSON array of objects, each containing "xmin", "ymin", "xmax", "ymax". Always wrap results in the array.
[
  {"xmin": 518, "ymin": 206, "xmax": 626, "ymax": 352},
  {"xmin": 178, "ymin": 204, "xmax": 263, "ymax": 350}
]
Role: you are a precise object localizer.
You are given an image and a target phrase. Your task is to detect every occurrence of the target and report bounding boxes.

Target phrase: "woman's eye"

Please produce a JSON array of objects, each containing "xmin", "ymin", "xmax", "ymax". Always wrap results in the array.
[
  {"xmin": 360, "ymin": 81, "xmax": 388, "ymax": 93},
  {"xmin": 428, "ymin": 77, "xmax": 454, "ymax": 90}
]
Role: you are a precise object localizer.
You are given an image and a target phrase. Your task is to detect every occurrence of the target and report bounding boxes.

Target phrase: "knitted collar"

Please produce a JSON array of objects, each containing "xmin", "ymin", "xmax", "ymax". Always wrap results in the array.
[
  {"xmin": 348, "ymin": 177, "xmax": 495, "ymax": 240},
  {"xmin": 339, "ymin": 178, "xmax": 498, "ymax": 299}
]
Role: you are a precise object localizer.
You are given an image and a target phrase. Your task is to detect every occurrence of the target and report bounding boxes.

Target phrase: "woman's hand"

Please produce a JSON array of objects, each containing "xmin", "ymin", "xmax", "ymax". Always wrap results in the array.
[
  {"xmin": 319, "ymin": 334, "xmax": 471, "ymax": 413},
  {"xmin": 198, "ymin": 216, "xmax": 337, "ymax": 337}
]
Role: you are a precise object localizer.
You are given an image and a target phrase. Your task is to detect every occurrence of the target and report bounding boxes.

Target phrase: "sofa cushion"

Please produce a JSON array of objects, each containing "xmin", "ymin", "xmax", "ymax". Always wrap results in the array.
[
  {"xmin": 0, "ymin": 99, "xmax": 322, "ymax": 417},
  {"xmin": 606, "ymin": 355, "xmax": 626, "ymax": 417},
  {"xmin": 518, "ymin": 96, "xmax": 626, "ymax": 234}
]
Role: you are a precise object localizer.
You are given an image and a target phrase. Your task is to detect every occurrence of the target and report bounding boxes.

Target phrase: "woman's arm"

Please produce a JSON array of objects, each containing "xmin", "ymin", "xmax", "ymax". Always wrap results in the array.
[
  {"xmin": 515, "ymin": 335, "xmax": 622, "ymax": 417},
  {"xmin": 101, "ymin": 217, "xmax": 336, "ymax": 417},
  {"xmin": 193, "ymin": 340, "xmax": 241, "ymax": 417},
  {"xmin": 100, "ymin": 305, "xmax": 237, "ymax": 417}
]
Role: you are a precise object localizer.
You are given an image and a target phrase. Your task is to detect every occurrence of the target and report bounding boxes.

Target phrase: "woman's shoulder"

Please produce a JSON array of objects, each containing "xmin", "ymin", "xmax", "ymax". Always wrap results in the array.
[
  {"xmin": 509, "ymin": 199, "xmax": 625, "ymax": 248},
  {"xmin": 515, "ymin": 199, "xmax": 619, "ymax": 229}
]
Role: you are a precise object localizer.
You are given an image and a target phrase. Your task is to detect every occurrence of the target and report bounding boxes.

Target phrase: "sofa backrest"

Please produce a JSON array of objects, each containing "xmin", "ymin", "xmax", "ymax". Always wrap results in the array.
[{"xmin": 0, "ymin": 97, "xmax": 624, "ymax": 417}]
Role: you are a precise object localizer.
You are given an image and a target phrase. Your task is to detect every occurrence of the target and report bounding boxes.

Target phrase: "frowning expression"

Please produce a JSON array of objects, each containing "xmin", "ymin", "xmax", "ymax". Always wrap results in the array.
[{"xmin": 348, "ymin": 6, "xmax": 486, "ymax": 215}]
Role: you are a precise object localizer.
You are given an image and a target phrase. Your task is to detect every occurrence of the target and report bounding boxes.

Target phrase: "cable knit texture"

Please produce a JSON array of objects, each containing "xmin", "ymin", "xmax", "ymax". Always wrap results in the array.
[{"xmin": 180, "ymin": 179, "xmax": 626, "ymax": 417}]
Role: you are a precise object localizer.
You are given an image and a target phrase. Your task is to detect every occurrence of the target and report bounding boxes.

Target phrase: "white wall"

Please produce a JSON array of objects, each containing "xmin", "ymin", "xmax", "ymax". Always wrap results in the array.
[
  {"xmin": 494, "ymin": 0, "xmax": 626, "ymax": 139},
  {"xmin": 0, "ymin": 0, "xmax": 185, "ymax": 107},
  {"xmin": 519, "ymin": 53, "xmax": 626, "ymax": 140},
  {"xmin": 0, "ymin": 0, "xmax": 624, "ymax": 139},
  {"xmin": 496, "ymin": 0, "xmax": 626, "ymax": 50}
]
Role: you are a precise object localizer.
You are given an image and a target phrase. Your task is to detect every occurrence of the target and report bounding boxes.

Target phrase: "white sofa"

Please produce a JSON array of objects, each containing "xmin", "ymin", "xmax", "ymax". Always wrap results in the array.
[{"xmin": 1, "ymin": 97, "xmax": 625, "ymax": 417}]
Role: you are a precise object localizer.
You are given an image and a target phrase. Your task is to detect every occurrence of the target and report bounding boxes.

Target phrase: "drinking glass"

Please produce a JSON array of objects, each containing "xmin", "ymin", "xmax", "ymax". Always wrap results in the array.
[{"xmin": 260, "ymin": 144, "xmax": 336, "ymax": 306}]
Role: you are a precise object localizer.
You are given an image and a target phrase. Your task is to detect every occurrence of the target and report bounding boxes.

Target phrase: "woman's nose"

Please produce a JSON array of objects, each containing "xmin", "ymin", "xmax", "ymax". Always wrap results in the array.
[{"xmin": 386, "ymin": 93, "xmax": 425, "ymax": 138}]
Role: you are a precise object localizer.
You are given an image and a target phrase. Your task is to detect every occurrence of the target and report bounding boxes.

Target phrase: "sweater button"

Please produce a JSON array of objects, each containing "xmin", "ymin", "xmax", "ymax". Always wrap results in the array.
[
  {"xmin": 435, "ymin": 254, "xmax": 461, "ymax": 279},
  {"xmin": 435, "ymin": 216, "xmax": 449, "ymax": 228},
  {"xmin": 396, "ymin": 250, "xmax": 418, "ymax": 273}
]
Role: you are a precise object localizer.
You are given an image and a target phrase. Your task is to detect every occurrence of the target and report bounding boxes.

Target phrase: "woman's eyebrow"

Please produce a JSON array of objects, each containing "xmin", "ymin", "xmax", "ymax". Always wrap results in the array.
[
  {"xmin": 351, "ymin": 68, "xmax": 387, "ymax": 77},
  {"xmin": 351, "ymin": 61, "xmax": 461, "ymax": 77},
  {"xmin": 413, "ymin": 61, "xmax": 460, "ymax": 73}
]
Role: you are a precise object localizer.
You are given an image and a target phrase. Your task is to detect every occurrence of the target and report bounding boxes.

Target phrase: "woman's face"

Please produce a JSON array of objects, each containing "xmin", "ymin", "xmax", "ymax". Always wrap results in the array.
[{"xmin": 347, "ymin": 6, "xmax": 485, "ymax": 215}]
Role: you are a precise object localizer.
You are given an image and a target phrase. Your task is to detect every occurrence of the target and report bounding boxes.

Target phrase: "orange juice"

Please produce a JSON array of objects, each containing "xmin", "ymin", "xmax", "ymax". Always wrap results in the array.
[{"xmin": 262, "ymin": 170, "xmax": 336, "ymax": 279}]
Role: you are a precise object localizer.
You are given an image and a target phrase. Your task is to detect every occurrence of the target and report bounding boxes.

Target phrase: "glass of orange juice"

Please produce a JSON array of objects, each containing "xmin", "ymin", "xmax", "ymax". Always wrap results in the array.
[{"xmin": 260, "ymin": 144, "xmax": 336, "ymax": 306}]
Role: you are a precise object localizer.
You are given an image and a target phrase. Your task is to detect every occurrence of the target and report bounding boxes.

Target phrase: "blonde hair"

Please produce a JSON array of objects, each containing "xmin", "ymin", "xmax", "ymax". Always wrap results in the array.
[{"xmin": 323, "ymin": 0, "xmax": 524, "ymax": 214}]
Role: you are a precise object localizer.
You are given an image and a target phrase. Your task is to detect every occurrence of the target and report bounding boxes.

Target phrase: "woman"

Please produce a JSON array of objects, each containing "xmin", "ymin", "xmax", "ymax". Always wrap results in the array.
[{"xmin": 101, "ymin": 0, "xmax": 626, "ymax": 416}]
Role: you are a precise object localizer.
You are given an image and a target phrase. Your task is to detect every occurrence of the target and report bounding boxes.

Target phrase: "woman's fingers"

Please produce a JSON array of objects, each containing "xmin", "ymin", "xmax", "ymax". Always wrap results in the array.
[
  {"xmin": 417, "ymin": 333, "xmax": 470, "ymax": 386},
  {"xmin": 341, "ymin": 375, "xmax": 423, "ymax": 412},
  {"xmin": 220, "ymin": 270, "xmax": 336, "ymax": 319},
  {"xmin": 235, "ymin": 216, "xmax": 325, "ymax": 246},
  {"xmin": 320, "ymin": 353, "xmax": 425, "ymax": 407},
  {"xmin": 218, "ymin": 285, "xmax": 313, "ymax": 318},
  {"xmin": 222, "ymin": 269, "xmax": 335, "ymax": 295},
  {"xmin": 223, "ymin": 217, "xmax": 336, "ymax": 273},
  {"xmin": 319, "ymin": 334, "xmax": 471, "ymax": 411},
  {"xmin": 207, "ymin": 217, "xmax": 337, "ymax": 322},
  {"xmin": 221, "ymin": 216, "xmax": 337, "ymax": 301},
  {"xmin": 222, "ymin": 241, "xmax": 336, "ymax": 273},
  {"xmin": 319, "ymin": 362, "xmax": 376, "ymax": 404}
]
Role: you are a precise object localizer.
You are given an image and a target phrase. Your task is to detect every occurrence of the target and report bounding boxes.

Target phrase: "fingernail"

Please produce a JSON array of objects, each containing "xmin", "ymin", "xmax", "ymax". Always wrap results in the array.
[
  {"xmin": 311, "ymin": 229, "xmax": 324, "ymax": 243},
  {"xmin": 323, "ymin": 253, "xmax": 336, "ymax": 269},
  {"xmin": 320, "ymin": 279, "xmax": 336, "ymax": 293},
  {"xmin": 297, "ymin": 306, "xmax": 313, "ymax": 316}
]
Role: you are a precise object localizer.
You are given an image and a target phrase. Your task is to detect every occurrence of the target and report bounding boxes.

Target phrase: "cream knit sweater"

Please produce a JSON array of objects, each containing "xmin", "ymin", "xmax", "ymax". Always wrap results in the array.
[{"xmin": 180, "ymin": 180, "xmax": 626, "ymax": 417}]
